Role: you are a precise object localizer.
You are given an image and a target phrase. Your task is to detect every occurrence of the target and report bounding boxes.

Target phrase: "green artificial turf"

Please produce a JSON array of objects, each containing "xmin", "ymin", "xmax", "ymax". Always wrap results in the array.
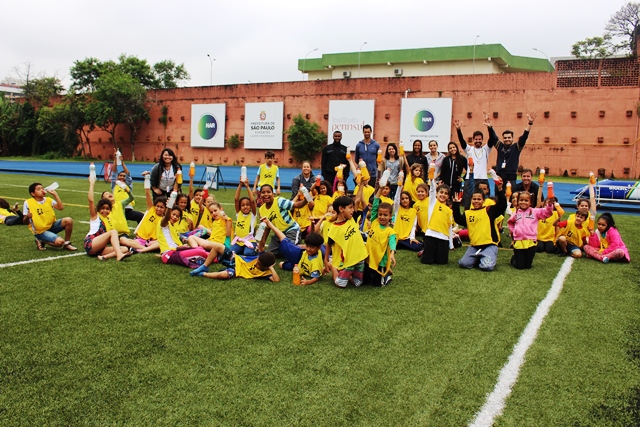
[{"xmin": 0, "ymin": 173, "xmax": 638, "ymax": 426}]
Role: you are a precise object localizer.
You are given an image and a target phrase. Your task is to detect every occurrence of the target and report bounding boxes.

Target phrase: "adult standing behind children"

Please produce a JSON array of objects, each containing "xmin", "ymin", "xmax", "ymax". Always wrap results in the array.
[
  {"xmin": 290, "ymin": 161, "xmax": 315, "ymax": 200},
  {"xmin": 405, "ymin": 140, "xmax": 427, "ymax": 174},
  {"xmin": 23, "ymin": 183, "xmax": 76, "ymax": 251},
  {"xmin": 513, "ymin": 169, "xmax": 539, "ymax": 200},
  {"xmin": 321, "ymin": 131, "xmax": 350, "ymax": 185},
  {"xmin": 253, "ymin": 151, "xmax": 280, "ymax": 197},
  {"xmin": 150, "ymin": 148, "xmax": 182, "ymax": 202},
  {"xmin": 487, "ymin": 111, "xmax": 537, "ymax": 192},
  {"xmin": 354, "ymin": 124, "xmax": 380, "ymax": 186},
  {"xmin": 439, "ymin": 142, "xmax": 467, "ymax": 196},
  {"xmin": 454, "ymin": 114, "xmax": 497, "ymax": 207}
]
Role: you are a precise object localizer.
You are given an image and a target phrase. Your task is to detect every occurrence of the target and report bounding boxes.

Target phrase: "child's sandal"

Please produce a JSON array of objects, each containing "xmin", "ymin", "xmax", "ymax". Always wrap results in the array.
[
  {"xmin": 63, "ymin": 241, "xmax": 78, "ymax": 251},
  {"xmin": 97, "ymin": 255, "xmax": 107, "ymax": 261},
  {"xmin": 35, "ymin": 239, "xmax": 46, "ymax": 251}
]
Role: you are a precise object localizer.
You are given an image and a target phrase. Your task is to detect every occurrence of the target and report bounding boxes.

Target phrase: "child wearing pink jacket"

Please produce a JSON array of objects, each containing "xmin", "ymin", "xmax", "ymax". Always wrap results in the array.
[
  {"xmin": 583, "ymin": 212, "xmax": 630, "ymax": 263},
  {"xmin": 508, "ymin": 192, "xmax": 554, "ymax": 269}
]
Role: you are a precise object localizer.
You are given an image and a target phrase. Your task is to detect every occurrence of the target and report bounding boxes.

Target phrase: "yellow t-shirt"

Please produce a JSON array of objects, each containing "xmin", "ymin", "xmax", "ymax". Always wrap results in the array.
[
  {"xmin": 26, "ymin": 198, "xmax": 56, "ymax": 235},
  {"xmin": 393, "ymin": 206, "xmax": 417, "ymax": 240},
  {"xmin": 299, "ymin": 252, "xmax": 324, "ymax": 279},
  {"xmin": 464, "ymin": 207, "xmax": 496, "ymax": 246},
  {"xmin": 327, "ymin": 218, "xmax": 368, "ymax": 269},
  {"xmin": 135, "ymin": 207, "xmax": 161, "ymax": 240},
  {"xmin": 366, "ymin": 219, "xmax": 396, "ymax": 274},
  {"xmin": 0, "ymin": 207, "xmax": 17, "ymax": 224},
  {"xmin": 404, "ymin": 176, "xmax": 424, "ymax": 201},
  {"xmin": 208, "ymin": 217, "xmax": 229, "ymax": 244},
  {"xmin": 234, "ymin": 255, "xmax": 272, "ymax": 279},
  {"xmin": 157, "ymin": 221, "xmax": 182, "ymax": 253},
  {"xmin": 413, "ymin": 198, "xmax": 430, "ymax": 231},
  {"xmin": 257, "ymin": 164, "xmax": 279, "ymax": 188},
  {"xmin": 312, "ymin": 194, "xmax": 333, "ymax": 217},
  {"xmin": 428, "ymin": 201, "xmax": 452, "ymax": 236},
  {"xmin": 537, "ymin": 211, "xmax": 559, "ymax": 242}
]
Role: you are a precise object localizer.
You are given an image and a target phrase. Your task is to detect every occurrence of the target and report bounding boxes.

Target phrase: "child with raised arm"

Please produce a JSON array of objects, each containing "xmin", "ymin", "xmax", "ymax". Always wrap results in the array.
[
  {"xmin": 187, "ymin": 201, "xmax": 233, "ymax": 249},
  {"xmin": 260, "ymin": 217, "xmax": 325, "ymax": 286},
  {"xmin": 556, "ymin": 209, "xmax": 590, "ymax": 258},
  {"xmin": 190, "ymin": 237, "xmax": 280, "ymax": 282},
  {"xmin": 324, "ymin": 195, "xmax": 368, "ymax": 288},
  {"xmin": 119, "ymin": 175, "xmax": 163, "ymax": 253},
  {"xmin": 110, "ymin": 149, "xmax": 144, "ymax": 223},
  {"xmin": 535, "ymin": 185, "xmax": 564, "ymax": 254},
  {"xmin": 84, "ymin": 178, "xmax": 130, "ymax": 261},
  {"xmin": 452, "ymin": 182, "xmax": 507, "ymax": 271},
  {"xmin": 420, "ymin": 178, "xmax": 453, "ymax": 265},
  {"xmin": 403, "ymin": 163, "xmax": 425, "ymax": 202},
  {"xmin": 311, "ymin": 179, "xmax": 333, "ymax": 218},
  {"xmin": 393, "ymin": 190, "xmax": 421, "ymax": 252},
  {"xmin": 583, "ymin": 212, "xmax": 630, "ymax": 263},
  {"xmin": 252, "ymin": 150, "xmax": 280, "ymax": 197},
  {"xmin": 364, "ymin": 181, "xmax": 397, "ymax": 286},
  {"xmin": 230, "ymin": 178, "xmax": 258, "ymax": 256},
  {"xmin": 507, "ymin": 191, "xmax": 554, "ymax": 269},
  {"xmin": 23, "ymin": 182, "xmax": 76, "ymax": 251}
]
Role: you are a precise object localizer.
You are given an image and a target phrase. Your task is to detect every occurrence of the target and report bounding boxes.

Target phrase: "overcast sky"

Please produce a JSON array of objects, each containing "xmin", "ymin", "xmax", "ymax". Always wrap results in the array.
[{"xmin": 0, "ymin": 0, "xmax": 627, "ymax": 88}]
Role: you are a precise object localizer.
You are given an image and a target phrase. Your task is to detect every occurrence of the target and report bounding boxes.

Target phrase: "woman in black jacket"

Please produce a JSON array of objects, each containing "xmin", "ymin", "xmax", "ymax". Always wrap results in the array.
[{"xmin": 439, "ymin": 142, "xmax": 467, "ymax": 195}]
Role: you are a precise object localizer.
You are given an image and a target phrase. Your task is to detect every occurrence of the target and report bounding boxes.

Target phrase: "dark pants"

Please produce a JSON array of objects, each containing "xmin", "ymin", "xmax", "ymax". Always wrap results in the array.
[
  {"xmin": 125, "ymin": 209, "xmax": 145, "ymax": 224},
  {"xmin": 536, "ymin": 240, "xmax": 556, "ymax": 253},
  {"xmin": 511, "ymin": 246, "xmax": 537, "ymax": 269},
  {"xmin": 421, "ymin": 236, "xmax": 449, "ymax": 265}
]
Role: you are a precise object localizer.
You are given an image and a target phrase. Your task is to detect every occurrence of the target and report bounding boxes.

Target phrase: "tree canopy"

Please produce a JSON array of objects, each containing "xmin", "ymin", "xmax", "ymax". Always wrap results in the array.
[{"xmin": 572, "ymin": 2, "xmax": 640, "ymax": 57}]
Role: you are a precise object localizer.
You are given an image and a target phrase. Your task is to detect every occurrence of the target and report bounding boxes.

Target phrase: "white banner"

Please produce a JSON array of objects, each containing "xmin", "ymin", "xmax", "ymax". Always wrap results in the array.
[
  {"xmin": 399, "ymin": 98, "xmax": 453, "ymax": 152},
  {"xmin": 328, "ymin": 100, "xmax": 375, "ymax": 151},
  {"xmin": 244, "ymin": 102, "xmax": 284, "ymax": 149},
  {"xmin": 204, "ymin": 166, "xmax": 219, "ymax": 190},
  {"xmin": 191, "ymin": 104, "xmax": 226, "ymax": 148}
]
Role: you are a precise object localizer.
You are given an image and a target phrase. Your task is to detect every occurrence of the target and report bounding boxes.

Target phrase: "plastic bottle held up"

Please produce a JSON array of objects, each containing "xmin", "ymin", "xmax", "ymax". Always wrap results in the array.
[
  {"xmin": 397, "ymin": 170, "xmax": 405, "ymax": 184},
  {"xmin": 345, "ymin": 151, "xmax": 351, "ymax": 160},
  {"xmin": 240, "ymin": 166, "xmax": 248, "ymax": 182},
  {"xmin": 379, "ymin": 169, "xmax": 391, "ymax": 187},
  {"xmin": 189, "ymin": 161, "xmax": 196, "ymax": 177},
  {"xmin": 300, "ymin": 185, "xmax": 314, "ymax": 203},
  {"xmin": 359, "ymin": 160, "xmax": 370, "ymax": 182},
  {"xmin": 335, "ymin": 164, "xmax": 345, "ymax": 180},
  {"xmin": 376, "ymin": 149, "xmax": 383, "ymax": 163},
  {"xmin": 546, "ymin": 182, "xmax": 554, "ymax": 199},
  {"xmin": 167, "ymin": 191, "xmax": 178, "ymax": 209},
  {"xmin": 116, "ymin": 181, "xmax": 128, "ymax": 190},
  {"xmin": 589, "ymin": 171, "xmax": 596, "ymax": 185},
  {"xmin": 428, "ymin": 162, "xmax": 436, "ymax": 180},
  {"xmin": 292, "ymin": 264, "xmax": 301, "ymax": 286},
  {"xmin": 89, "ymin": 162, "xmax": 96, "ymax": 181},
  {"xmin": 538, "ymin": 168, "xmax": 546, "ymax": 185},
  {"xmin": 398, "ymin": 143, "xmax": 405, "ymax": 157},
  {"xmin": 143, "ymin": 172, "xmax": 151, "ymax": 189},
  {"xmin": 315, "ymin": 174, "xmax": 322, "ymax": 187},
  {"xmin": 254, "ymin": 221, "xmax": 267, "ymax": 242},
  {"xmin": 176, "ymin": 168, "xmax": 183, "ymax": 185},
  {"xmin": 505, "ymin": 181, "xmax": 512, "ymax": 198},
  {"xmin": 468, "ymin": 157, "xmax": 474, "ymax": 168},
  {"xmin": 116, "ymin": 149, "xmax": 122, "ymax": 166},
  {"xmin": 488, "ymin": 168, "xmax": 502, "ymax": 185},
  {"xmin": 202, "ymin": 182, "xmax": 210, "ymax": 200}
]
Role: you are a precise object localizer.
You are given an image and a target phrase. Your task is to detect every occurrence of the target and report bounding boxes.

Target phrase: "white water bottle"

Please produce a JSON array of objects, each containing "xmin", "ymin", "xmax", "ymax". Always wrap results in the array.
[
  {"xmin": 167, "ymin": 191, "xmax": 178, "ymax": 208},
  {"xmin": 89, "ymin": 163, "xmax": 96, "ymax": 181},
  {"xmin": 143, "ymin": 173, "xmax": 151, "ymax": 189},
  {"xmin": 254, "ymin": 222, "xmax": 267, "ymax": 242},
  {"xmin": 240, "ymin": 166, "xmax": 247, "ymax": 182},
  {"xmin": 116, "ymin": 149, "xmax": 122, "ymax": 166},
  {"xmin": 44, "ymin": 182, "xmax": 59, "ymax": 192},
  {"xmin": 116, "ymin": 181, "xmax": 128, "ymax": 190},
  {"xmin": 398, "ymin": 171, "xmax": 404, "ymax": 184},
  {"xmin": 300, "ymin": 185, "xmax": 314, "ymax": 202},
  {"xmin": 379, "ymin": 169, "xmax": 391, "ymax": 187}
]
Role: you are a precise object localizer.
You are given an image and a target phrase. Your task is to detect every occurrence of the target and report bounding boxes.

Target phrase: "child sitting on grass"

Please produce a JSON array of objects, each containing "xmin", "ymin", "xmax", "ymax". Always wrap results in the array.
[
  {"xmin": 0, "ymin": 198, "xmax": 24, "ymax": 226},
  {"xmin": 555, "ymin": 209, "xmax": 590, "ymax": 258},
  {"xmin": 157, "ymin": 205, "xmax": 209, "ymax": 268},
  {"xmin": 325, "ymin": 195, "xmax": 368, "ymax": 288},
  {"xmin": 229, "ymin": 178, "xmax": 258, "ymax": 256},
  {"xmin": 23, "ymin": 182, "xmax": 76, "ymax": 251},
  {"xmin": 260, "ymin": 217, "xmax": 325, "ymax": 286},
  {"xmin": 363, "ymin": 181, "xmax": 397, "ymax": 286},
  {"xmin": 583, "ymin": 213, "xmax": 630, "ymax": 264}
]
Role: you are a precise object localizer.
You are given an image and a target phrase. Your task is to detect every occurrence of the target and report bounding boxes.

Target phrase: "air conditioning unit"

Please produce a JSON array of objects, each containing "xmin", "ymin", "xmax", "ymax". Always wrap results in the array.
[
  {"xmin": 343, "ymin": 71, "xmax": 352, "ymax": 79},
  {"xmin": 394, "ymin": 68, "xmax": 403, "ymax": 77}
]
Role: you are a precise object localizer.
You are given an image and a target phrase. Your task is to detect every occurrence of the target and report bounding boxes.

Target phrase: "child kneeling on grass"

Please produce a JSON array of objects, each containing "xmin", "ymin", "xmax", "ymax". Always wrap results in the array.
[
  {"xmin": 507, "ymin": 191, "xmax": 554, "ymax": 269},
  {"xmin": 260, "ymin": 217, "xmax": 324, "ymax": 286},
  {"xmin": 325, "ymin": 195, "xmax": 368, "ymax": 288},
  {"xmin": 190, "ymin": 240, "xmax": 279, "ymax": 282}
]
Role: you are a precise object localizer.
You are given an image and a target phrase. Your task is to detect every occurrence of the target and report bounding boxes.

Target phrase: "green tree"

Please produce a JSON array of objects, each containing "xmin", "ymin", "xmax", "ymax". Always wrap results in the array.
[
  {"xmin": 153, "ymin": 60, "xmax": 190, "ymax": 89},
  {"xmin": 285, "ymin": 114, "xmax": 326, "ymax": 163},
  {"xmin": 0, "ymin": 96, "xmax": 19, "ymax": 156},
  {"xmin": 22, "ymin": 77, "xmax": 64, "ymax": 108},
  {"xmin": 571, "ymin": 35, "xmax": 614, "ymax": 59},
  {"xmin": 605, "ymin": 2, "xmax": 640, "ymax": 56},
  {"xmin": 92, "ymin": 70, "xmax": 148, "ymax": 160}
]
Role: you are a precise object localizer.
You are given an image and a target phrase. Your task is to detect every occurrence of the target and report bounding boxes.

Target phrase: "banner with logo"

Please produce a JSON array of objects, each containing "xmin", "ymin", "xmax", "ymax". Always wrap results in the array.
[
  {"xmin": 244, "ymin": 102, "xmax": 284, "ymax": 149},
  {"xmin": 191, "ymin": 104, "xmax": 226, "ymax": 148},
  {"xmin": 328, "ymin": 100, "xmax": 375, "ymax": 151},
  {"xmin": 399, "ymin": 98, "xmax": 453, "ymax": 152}
]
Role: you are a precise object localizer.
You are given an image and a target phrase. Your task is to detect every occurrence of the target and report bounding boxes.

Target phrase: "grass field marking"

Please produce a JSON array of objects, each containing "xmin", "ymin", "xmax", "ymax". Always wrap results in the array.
[
  {"xmin": 0, "ymin": 252, "xmax": 86, "ymax": 269},
  {"xmin": 469, "ymin": 257, "xmax": 575, "ymax": 427}
]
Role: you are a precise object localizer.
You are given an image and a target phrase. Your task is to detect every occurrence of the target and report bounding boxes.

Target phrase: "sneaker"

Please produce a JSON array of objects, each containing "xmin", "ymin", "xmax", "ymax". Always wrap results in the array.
[
  {"xmin": 190, "ymin": 264, "xmax": 209, "ymax": 276},
  {"xmin": 602, "ymin": 257, "xmax": 609, "ymax": 264},
  {"xmin": 417, "ymin": 250, "xmax": 423, "ymax": 258},
  {"xmin": 382, "ymin": 275, "xmax": 392, "ymax": 287}
]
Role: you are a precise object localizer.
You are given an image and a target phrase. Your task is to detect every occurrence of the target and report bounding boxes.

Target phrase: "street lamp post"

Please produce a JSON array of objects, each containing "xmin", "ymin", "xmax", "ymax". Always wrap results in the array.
[
  {"xmin": 532, "ymin": 48, "xmax": 552, "ymax": 72},
  {"xmin": 207, "ymin": 54, "xmax": 215, "ymax": 85},
  {"xmin": 303, "ymin": 48, "xmax": 319, "ymax": 81},
  {"xmin": 473, "ymin": 35, "xmax": 480, "ymax": 74},
  {"xmin": 358, "ymin": 41, "xmax": 367, "ymax": 78}
]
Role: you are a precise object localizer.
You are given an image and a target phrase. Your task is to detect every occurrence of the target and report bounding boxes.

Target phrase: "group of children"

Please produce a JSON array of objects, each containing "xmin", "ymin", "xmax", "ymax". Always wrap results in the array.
[{"xmin": 8, "ymin": 146, "xmax": 630, "ymax": 286}]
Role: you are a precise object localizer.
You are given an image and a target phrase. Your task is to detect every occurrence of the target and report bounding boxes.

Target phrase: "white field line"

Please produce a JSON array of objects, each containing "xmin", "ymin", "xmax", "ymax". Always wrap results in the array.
[
  {"xmin": 469, "ymin": 257, "xmax": 575, "ymax": 427},
  {"xmin": 0, "ymin": 252, "xmax": 87, "ymax": 268}
]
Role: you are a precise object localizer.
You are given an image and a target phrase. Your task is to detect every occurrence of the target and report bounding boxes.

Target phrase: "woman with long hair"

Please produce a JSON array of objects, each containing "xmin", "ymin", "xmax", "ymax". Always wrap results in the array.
[
  {"xmin": 150, "ymin": 148, "xmax": 182, "ymax": 201},
  {"xmin": 439, "ymin": 142, "xmax": 468, "ymax": 195},
  {"xmin": 379, "ymin": 143, "xmax": 405, "ymax": 199}
]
